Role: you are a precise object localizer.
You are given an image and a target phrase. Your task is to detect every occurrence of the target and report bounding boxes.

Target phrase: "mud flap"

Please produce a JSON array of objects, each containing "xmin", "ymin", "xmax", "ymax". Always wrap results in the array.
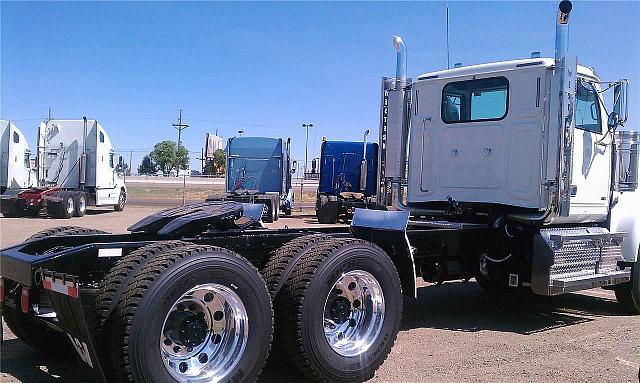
[{"xmin": 42, "ymin": 271, "xmax": 106, "ymax": 382}]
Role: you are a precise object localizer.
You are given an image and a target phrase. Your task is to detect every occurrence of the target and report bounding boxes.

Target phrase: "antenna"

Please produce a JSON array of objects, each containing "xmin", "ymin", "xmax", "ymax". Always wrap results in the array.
[{"xmin": 446, "ymin": 3, "xmax": 450, "ymax": 69}]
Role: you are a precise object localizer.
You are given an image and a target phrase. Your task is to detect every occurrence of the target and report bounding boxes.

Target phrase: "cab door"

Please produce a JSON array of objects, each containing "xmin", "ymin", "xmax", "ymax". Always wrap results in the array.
[{"xmin": 568, "ymin": 79, "xmax": 610, "ymax": 221}]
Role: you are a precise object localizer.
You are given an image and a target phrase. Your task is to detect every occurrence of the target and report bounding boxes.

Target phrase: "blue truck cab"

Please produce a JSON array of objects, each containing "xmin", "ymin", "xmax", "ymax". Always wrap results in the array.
[
  {"xmin": 223, "ymin": 136, "xmax": 295, "ymax": 222},
  {"xmin": 316, "ymin": 140, "xmax": 378, "ymax": 223}
]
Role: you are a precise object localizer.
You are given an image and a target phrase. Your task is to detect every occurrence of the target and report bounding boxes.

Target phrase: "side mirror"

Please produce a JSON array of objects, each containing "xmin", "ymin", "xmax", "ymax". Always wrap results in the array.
[
  {"xmin": 119, "ymin": 156, "xmax": 124, "ymax": 166},
  {"xmin": 613, "ymin": 80, "xmax": 629, "ymax": 124},
  {"xmin": 291, "ymin": 160, "xmax": 298, "ymax": 173}
]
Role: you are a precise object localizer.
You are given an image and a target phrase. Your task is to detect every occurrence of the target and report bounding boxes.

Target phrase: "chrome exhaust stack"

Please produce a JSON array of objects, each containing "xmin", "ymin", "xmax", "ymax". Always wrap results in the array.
[
  {"xmin": 392, "ymin": 35, "xmax": 407, "ymax": 90},
  {"xmin": 554, "ymin": 0, "xmax": 576, "ymax": 218}
]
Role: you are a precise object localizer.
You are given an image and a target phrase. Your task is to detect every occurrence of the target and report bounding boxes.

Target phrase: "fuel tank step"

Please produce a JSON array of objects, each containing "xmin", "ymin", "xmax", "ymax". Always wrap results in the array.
[{"xmin": 531, "ymin": 227, "xmax": 629, "ymax": 295}]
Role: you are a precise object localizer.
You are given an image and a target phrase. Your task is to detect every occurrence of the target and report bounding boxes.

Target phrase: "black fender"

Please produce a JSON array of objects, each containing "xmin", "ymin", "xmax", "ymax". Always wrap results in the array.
[{"xmin": 349, "ymin": 209, "xmax": 416, "ymax": 298}]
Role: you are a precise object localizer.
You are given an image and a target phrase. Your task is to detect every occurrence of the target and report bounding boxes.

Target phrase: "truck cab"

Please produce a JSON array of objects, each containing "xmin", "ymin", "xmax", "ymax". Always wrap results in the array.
[
  {"xmin": 0, "ymin": 120, "xmax": 36, "ymax": 194},
  {"xmin": 316, "ymin": 139, "xmax": 378, "ymax": 223},
  {"xmin": 221, "ymin": 136, "xmax": 296, "ymax": 221}
]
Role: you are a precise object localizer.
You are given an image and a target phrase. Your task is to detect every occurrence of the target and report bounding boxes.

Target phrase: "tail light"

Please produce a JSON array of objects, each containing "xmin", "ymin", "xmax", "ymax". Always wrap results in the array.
[{"xmin": 21, "ymin": 287, "xmax": 30, "ymax": 314}]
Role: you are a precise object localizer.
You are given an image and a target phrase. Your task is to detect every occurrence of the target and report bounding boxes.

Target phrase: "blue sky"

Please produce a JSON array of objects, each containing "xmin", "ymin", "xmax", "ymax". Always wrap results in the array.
[{"xmin": 2, "ymin": 1, "xmax": 638, "ymax": 171}]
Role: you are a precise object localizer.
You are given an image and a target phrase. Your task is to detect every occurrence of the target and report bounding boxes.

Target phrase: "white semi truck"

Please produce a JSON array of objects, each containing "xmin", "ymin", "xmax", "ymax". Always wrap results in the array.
[
  {"xmin": 0, "ymin": 2, "xmax": 637, "ymax": 383},
  {"xmin": 1, "ymin": 118, "xmax": 127, "ymax": 218},
  {"xmin": 0, "ymin": 120, "xmax": 36, "ymax": 194}
]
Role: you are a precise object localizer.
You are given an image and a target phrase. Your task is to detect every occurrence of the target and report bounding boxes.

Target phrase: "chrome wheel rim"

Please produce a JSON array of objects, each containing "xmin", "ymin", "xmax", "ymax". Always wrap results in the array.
[
  {"xmin": 66, "ymin": 197, "xmax": 74, "ymax": 215},
  {"xmin": 160, "ymin": 283, "xmax": 248, "ymax": 382},
  {"xmin": 323, "ymin": 270, "xmax": 385, "ymax": 357},
  {"xmin": 118, "ymin": 193, "xmax": 124, "ymax": 208},
  {"xmin": 78, "ymin": 196, "xmax": 86, "ymax": 213}
]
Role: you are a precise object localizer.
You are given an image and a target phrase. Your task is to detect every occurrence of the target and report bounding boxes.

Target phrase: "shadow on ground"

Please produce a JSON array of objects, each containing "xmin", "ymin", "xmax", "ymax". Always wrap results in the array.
[{"xmin": 0, "ymin": 282, "xmax": 626, "ymax": 383}]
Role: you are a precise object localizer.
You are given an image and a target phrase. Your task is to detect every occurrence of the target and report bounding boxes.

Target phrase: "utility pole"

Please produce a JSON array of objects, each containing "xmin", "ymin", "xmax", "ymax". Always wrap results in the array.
[
  {"xmin": 173, "ymin": 109, "xmax": 189, "ymax": 150},
  {"xmin": 172, "ymin": 109, "xmax": 189, "ymax": 176},
  {"xmin": 301, "ymin": 123, "xmax": 313, "ymax": 210}
]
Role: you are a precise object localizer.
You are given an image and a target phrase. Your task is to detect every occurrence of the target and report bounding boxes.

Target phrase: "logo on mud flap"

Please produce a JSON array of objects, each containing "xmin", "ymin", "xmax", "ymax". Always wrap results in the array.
[{"xmin": 66, "ymin": 333, "xmax": 94, "ymax": 368}]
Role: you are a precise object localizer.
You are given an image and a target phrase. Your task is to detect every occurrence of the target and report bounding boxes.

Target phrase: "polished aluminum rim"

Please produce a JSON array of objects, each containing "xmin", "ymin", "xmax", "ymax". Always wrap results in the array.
[
  {"xmin": 66, "ymin": 197, "xmax": 74, "ymax": 215},
  {"xmin": 323, "ymin": 270, "xmax": 385, "ymax": 357},
  {"xmin": 160, "ymin": 283, "xmax": 248, "ymax": 382}
]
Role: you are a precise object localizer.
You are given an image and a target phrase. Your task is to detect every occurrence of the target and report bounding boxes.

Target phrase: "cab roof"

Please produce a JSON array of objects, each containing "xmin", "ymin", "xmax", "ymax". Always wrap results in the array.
[{"xmin": 416, "ymin": 58, "xmax": 597, "ymax": 82}]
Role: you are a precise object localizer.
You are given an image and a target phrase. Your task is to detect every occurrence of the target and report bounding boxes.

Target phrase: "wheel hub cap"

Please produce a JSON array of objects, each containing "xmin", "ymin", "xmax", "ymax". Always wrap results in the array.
[
  {"xmin": 323, "ymin": 270, "xmax": 385, "ymax": 357},
  {"xmin": 160, "ymin": 283, "xmax": 248, "ymax": 382}
]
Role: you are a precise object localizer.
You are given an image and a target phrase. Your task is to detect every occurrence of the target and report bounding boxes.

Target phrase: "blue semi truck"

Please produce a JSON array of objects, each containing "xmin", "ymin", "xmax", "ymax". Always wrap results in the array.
[
  {"xmin": 214, "ymin": 136, "xmax": 296, "ymax": 222},
  {"xmin": 316, "ymin": 131, "xmax": 379, "ymax": 223}
]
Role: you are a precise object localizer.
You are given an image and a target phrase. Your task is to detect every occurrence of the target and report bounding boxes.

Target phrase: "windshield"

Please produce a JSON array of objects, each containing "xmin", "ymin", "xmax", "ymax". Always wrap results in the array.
[{"xmin": 575, "ymin": 80, "xmax": 602, "ymax": 134}]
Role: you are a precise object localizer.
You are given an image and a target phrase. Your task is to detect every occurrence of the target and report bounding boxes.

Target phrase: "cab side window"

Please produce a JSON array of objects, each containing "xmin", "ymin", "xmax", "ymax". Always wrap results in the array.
[{"xmin": 442, "ymin": 77, "xmax": 509, "ymax": 123}]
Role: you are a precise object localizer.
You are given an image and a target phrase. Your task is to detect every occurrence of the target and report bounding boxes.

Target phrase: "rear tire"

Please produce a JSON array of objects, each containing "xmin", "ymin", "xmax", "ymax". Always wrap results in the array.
[
  {"xmin": 73, "ymin": 192, "xmax": 87, "ymax": 217},
  {"xmin": 26, "ymin": 226, "xmax": 107, "ymax": 241},
  {"xmin": 57, "ymin": 191, "xmax": 75, "ymax": 218},
  {"xmin": 108, "ymin": 245, "xmax": 273, "ymax": 383},
  {"xmin": 262, "ymin": 234, "xmax": 330, "ymax": 299},
  {"xmin": 95, "ymin": 241, "xmax": 191, "ymax": 376},
  {"xmin": 614, "ymin": 247, "xmax": 640, "ymax": 314},
  {"xmin": 278, "ymin": 238, "xmax": 402, "ymax": 382}
]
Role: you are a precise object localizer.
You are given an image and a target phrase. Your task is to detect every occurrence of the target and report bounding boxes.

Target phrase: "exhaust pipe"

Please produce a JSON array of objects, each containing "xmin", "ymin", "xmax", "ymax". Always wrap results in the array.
[
  {"xmin": 554, "ymin": 0, "xmax": 572, "ymax": 62},
  {"xmin": 360, "ymin": 130, "xmax": 370, "ymax": 191},
  {"xmin": 392, "ymin": 35, "xmax": 407, "ymax": 90}
]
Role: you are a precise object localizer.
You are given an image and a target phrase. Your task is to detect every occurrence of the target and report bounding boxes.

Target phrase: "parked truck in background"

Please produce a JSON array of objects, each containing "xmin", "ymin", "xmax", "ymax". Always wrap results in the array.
[
  {"xmin": 0, "ymin": 118, "xmax": 127, "ymax": 218},
  {"xmin": 0, "ymin": 120, "xmax": 36, "ymax": 194},
  {"xmin": 210, "ymin": 136, "xmax": 296, "ymax": 222},
  {"xmin": 316, "ymin": 130, "xmax": 379, "ymax": 223},
  {"xmin": 0, "ymin": 2, "xmax": 638, "ymax": 383}
]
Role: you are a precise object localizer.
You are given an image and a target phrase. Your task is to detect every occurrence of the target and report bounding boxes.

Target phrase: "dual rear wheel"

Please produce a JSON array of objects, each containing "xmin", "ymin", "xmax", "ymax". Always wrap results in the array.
[
  {"xmin": 263, "ymin": 235, "xmax": 403, "ymax": 382},
  {"xmin": 49, "ymin": 191, "xmax": 87, "ymax": 218}
]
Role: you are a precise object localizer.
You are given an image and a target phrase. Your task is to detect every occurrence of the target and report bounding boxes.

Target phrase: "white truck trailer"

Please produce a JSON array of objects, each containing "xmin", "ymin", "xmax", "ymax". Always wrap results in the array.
[
  {"xmin": 1, "ymin": 118, "xmax": 127, "ymax": 218},
  {"xmin": 0, "ymin": 2, "xmax": 638, "ymax": 383},
  {"xmin": 0, "ymin": 120, "xmax": 36, "ymax": 194}
]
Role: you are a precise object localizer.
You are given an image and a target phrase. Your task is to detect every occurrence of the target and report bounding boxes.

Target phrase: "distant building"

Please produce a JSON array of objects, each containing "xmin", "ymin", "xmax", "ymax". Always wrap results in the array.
[{"xmin": 204, "ymin": 133, "xmax": 224, "ymax": 159}]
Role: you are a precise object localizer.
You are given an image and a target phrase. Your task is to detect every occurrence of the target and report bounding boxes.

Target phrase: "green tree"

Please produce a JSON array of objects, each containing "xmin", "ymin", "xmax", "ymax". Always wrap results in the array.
[
  {"xmin": 137, "ymin": 155, "xmax": 157, "ymax": 175},
  {"xmin": 149, "ymin": 141, "xmax": 190, "ymax": 175},
  {"xmin": 203, "ymin": 149, "xmax": 226, "ymax": 175}
]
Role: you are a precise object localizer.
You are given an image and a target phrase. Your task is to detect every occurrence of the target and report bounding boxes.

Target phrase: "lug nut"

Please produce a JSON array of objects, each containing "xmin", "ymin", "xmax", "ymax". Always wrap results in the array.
[
  {"xmin": 186, "ymin": 346, "xmax": 193, "ymax": 352},
  {"xmin": 177, "ymin": 304, "xmax": 185, "ymax": 311},
  {"xmin": 338, "ymin": 332, "xmax": 344, "ymax": 340},
  {"xmin": 353, "ymin": 299, "xmax": 361, "ymax": 308},
  {"xmin": 348, "ymin": 282, "xmax": 356, "ymax": 291},
  {"xmin": 204, "ymin": 292, "xmax": 214, "ymax": 302},
  {"xmin": 179, "ymin": 362, "xmax": 188, "ymax": 373},
  {"xmin": 213, "ymin": 310, "xmax": 224, "ymax": 321},
  {"xmin": 164, "ymin": 338, "xmax": 172, "ymax": 346},
  {"xmin": 173, "ymin": 346, "xmax": 181, "ymax": 353},
  {"xmin": 349, "ymin": 318, "xmax": 357, "ymax": 327},
  {"xmin": 213, "ymin": 334, "xmax": 222, "ymax": 344},
  {"xmin": 198, "ymin": 353, "xmax": 208, "ymax": 363}
]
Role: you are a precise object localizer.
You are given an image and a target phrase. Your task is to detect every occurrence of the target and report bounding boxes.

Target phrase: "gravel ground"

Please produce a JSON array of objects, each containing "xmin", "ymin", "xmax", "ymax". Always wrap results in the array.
[{"xmin": 1, "ymin": 204, "xmax": 639, "ymax": 382}]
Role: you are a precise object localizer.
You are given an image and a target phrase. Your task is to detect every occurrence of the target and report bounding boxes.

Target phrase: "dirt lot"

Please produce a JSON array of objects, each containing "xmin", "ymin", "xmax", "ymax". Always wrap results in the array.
[{"xmin": 1, "ymin": 204, "xmax": 639, "ymax": 382}]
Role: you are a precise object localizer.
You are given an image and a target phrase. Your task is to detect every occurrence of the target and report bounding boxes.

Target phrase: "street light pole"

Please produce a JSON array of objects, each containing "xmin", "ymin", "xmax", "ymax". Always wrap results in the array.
[{"xmin": 301, "ymin": 123, "xmax": 313, "ymax": 211}]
